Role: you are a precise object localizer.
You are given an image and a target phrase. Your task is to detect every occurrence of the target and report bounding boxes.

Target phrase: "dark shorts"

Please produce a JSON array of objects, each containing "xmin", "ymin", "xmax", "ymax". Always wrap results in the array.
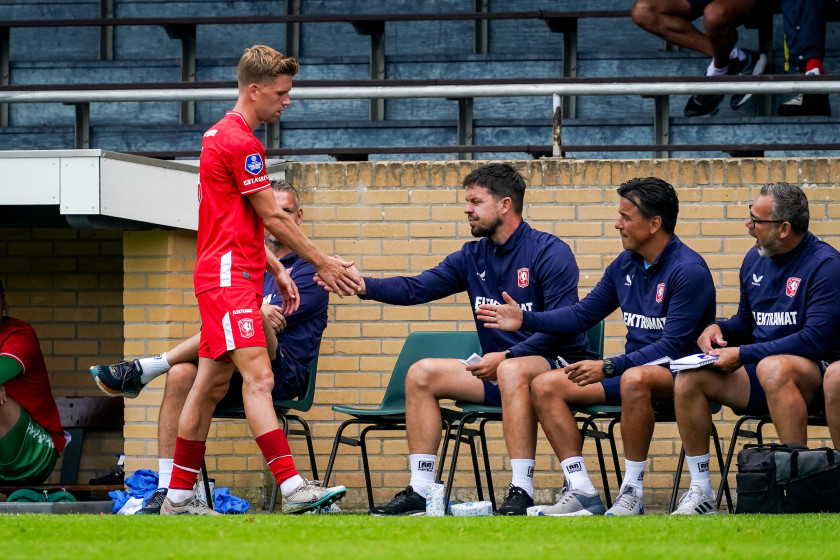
[
  {"xmin": 482, "ymin": 353, "xmax": 596, "ymax": 406},
  {"xmin": 736, "ymin": 360, "xmax": 829, "ymax": 416}
]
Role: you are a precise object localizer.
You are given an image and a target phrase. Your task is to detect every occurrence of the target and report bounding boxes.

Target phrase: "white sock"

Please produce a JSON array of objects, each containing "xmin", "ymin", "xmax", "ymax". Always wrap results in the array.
[
  {"xmin": 621, "ymin": 458, "xmax": 648, "ymax": 496},
  {"xmin": 561, "ymin": 456, "xmax": 597, "ymax": 494},
  {"xmin": 409, "ymin": 454, "xmax": 437, "ymax": 496},
  {"xmin": 510, "ymin": 458, "xmax": 535, "ymax": 498},
  {"xmin": 280, "ymin": 474, "xmax": 304, "ymax": 496},
  {"xmin": 687, "ymin": 453, "xmax": 714, "ymax": 497},
  {"xmin": 166, "ymin": 488, "xmax": 193, "ymax": 503},
  {"xmin": 729, "ymin": 47, "xmax": 747, "ymax": 61},
  {"xmin": 139, "ymin": 353, "xmax": 171, "ymax": 384},
  {"xmin": 706, "ymin": 60, "xmax": 729, "ymax": 76},
  {"xmin": 158, "ymin": 458, "xmax": 174, "ymax": 489}
]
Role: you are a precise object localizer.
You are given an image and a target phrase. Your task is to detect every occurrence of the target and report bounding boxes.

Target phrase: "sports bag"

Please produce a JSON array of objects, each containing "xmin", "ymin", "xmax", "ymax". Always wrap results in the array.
[{"xmin": 735, "ymin": 443, "xmax": 840, "ymax": 513}]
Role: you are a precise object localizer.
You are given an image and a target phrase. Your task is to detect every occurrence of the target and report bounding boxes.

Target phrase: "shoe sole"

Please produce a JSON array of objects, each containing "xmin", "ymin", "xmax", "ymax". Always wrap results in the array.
[
  {"xmin": 93, "ymin": 373, "xmax": 139, "ymax": 398},
  {"xmin": 528, "ymin": 506, "xmax": 605, "ymax": 516},
  {"xmin": 284, "ymin": 487, "xmax": 347, "ymax": 515},
  {"xmin": 370, "ymin": 510, "xmax": 426, "ymax": 517}
]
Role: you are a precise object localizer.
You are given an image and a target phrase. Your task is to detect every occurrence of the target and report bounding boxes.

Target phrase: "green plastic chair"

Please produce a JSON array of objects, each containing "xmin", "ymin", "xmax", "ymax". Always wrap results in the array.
[
  {"xmin": 442, "ymin": 321, "xmax": 606, "ymax": 509},
  {"xmin": 322, "ymin": 331, "xmax": 482, "ymax": 510},
  {"xmin": 201, "ymin": 357, "xmax": 320, "ymax": 513}
]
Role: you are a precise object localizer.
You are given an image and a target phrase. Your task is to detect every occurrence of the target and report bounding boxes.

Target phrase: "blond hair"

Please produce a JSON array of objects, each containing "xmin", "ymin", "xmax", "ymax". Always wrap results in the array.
[{"xmin": 236, "ymin": 45, "xmax": 299, "ymax": 87}]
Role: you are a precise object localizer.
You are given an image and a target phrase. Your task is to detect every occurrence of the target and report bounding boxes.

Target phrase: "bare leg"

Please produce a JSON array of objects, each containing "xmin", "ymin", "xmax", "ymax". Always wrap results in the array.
[
  {"xmin": 619, "ymin": 365, "xmax": 676, "ymax": 461},
  {"xmin": 0, "ymin": 396, "xmax": 22, "ymax": 438},
  {"xmin": 632, "ymin": 0, "xmax": 714, "ymax": 56},
  {"xmin": 158, "ymin": 363, "xmax": 198, "ymax": 458},
  {"xmin": 703, "ymin": 0, "xmax": 756, "ymax": 67},
  {"xmin": 177, "ymin": 357, "xmax": 236, "ymax": 442},
  {"xmin": 824, "ymin": 361, "xmax": 840, "ymax": 449},
  {"xmin": 756, "ymin": 355, "xmax": 822, "ymax": 445},
  {"xmin": 675, "ymin": 366, "xmax": 752, "ymax": 456},
  {"xmin": 531, "ymin": 369, "xmax": 605, "ymax": 461},
  {"xmin": 404, "ymin": 358, "xmax": 486, "ymax": 454},
  {"xmin": 164, "ymin": 333, "xmax": 201, "ymax": 366},
  {"xmin": 230, "ymin": 346, "xmax": 282, "ymax": 438},
  {"xmin": 497, "ymin": 356, "xmax": 551, "ymax": 460}
]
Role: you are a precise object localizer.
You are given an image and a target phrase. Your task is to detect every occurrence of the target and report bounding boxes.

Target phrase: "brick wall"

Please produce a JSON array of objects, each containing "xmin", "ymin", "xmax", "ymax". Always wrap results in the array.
[
  {"xmin": 0, "ymin": 227, "xmax": 124, "ymax": 484},
  {"xmin": 53, "ymin": 157, "xmax": 840, "ymax": 511}
]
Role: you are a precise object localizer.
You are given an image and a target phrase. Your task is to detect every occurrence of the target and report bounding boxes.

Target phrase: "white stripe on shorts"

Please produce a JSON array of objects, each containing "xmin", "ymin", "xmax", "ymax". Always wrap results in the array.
[
  {"xmin": 220, "ymin": 251, "xmax": 232, "ymax": 287},
  {"xmin": 222, "ymin": 312, "xmax": 235, "ymax": 351}
]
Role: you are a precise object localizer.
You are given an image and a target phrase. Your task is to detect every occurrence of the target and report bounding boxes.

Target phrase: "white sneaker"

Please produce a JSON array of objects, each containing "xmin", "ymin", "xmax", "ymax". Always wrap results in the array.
[
  {"xmin": 526, "ymin": 483, "xmax": 605, "ymax": 516},
  {"xmin": 672, "ymin": 484, "xmax": 717, "ymax": 515},
  {"xmin": 605, "ymin": 485, "xmax": 644, "ymax": 516},
  {"xmin": 282, "ymin": 479, "xmax": 346, "ymax": 514}
]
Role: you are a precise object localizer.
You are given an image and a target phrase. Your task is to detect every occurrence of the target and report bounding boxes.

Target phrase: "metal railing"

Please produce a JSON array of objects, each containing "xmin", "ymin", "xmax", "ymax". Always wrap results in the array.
[{"xmin": 1, "ymin": 77, "xmax": 839, "ymax": 159}]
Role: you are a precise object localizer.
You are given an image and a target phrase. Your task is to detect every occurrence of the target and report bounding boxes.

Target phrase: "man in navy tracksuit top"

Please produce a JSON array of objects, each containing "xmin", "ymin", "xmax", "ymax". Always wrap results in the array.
[
  {"xmin": 355, "ymin": 163, "xmax": 594, "ymax": 516},
  {"xmin": 477, "ymin": 177, "xmax": 716, "ymax": 516},
  {"xmin": 674, "ymin": 182, "xmax": 840, "ymax": 515}
]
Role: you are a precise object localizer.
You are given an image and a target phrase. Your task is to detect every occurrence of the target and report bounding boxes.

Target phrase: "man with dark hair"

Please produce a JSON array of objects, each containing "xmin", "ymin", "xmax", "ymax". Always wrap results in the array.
[
  {"xmin": 673, "ymin": 182, "xmax": 840, "ymax": 515},
  {"xmin": 90, "ymin": 181, "xmax": 330, "ymax": 514},
  {"xmin": 478, "ymin": 177, "xmax": 715, "ymax": 516},
  {"xmin": 163, "ymin": 45, "xmax": 357, "ymax": 515},
  {"xmin": 631, "ymin": 0, "xmax": 766, "ymax": 117},
  {"xmin": 0, "ymin": 280, "xmax": 67, "ymax": 486},
  {"xmin": 331, "ymin": 162, "xmax": 594, "ymax": 516}
]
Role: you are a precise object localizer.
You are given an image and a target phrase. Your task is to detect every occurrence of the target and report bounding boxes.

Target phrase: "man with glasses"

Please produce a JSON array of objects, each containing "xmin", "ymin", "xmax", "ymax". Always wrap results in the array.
[{"xmin": 672, "ymin": 182, "xmax": 840, "ymax": 514}]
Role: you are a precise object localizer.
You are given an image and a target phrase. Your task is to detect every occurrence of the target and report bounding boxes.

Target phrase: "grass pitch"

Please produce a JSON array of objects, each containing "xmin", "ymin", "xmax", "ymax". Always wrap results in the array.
[{"xmin": 2, "ymin": 513, "xmax": 838, "ymax": 560}]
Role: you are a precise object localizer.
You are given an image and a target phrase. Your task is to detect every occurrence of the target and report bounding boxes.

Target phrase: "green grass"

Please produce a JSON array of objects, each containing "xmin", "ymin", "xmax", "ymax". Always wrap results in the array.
[{"xmin": 2, "ymin": 513, "xmax": 839, "ymax": 559}]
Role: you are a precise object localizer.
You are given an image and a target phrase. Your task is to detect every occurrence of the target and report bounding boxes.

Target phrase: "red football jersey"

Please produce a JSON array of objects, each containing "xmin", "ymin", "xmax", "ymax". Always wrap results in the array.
[
  {"xmin": 0, "ymin": 317, "xmax": 66, "ymax": 453},
  {"xmin": 194, "ymin": 111, "xmax": 272, "ymax": 296}
]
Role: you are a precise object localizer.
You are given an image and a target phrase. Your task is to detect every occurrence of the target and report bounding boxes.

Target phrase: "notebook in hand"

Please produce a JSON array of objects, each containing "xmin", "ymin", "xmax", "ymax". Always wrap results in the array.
[{"xmin": 669, "ymin": 353, "xmax": 719, "ymax": 372}]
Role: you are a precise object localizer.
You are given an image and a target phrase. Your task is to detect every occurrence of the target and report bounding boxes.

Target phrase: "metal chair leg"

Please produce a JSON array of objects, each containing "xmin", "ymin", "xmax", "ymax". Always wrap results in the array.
[
  {"xmin": 200, "ymin": 460, "xmax": 214, "ymax": 511},
  {"xmin": 444, "ymin": 412, "xmax": 478, "ymax": 509},
  {"xmin": 286, "ymin": 415, "xmax": 318, "ymax": 480},
  {"xmin": 323, "ymin": 419, "xmax": 359, "ymax": 488},
  {"xmin": 478, "ymin": 417, "xmax": 496, "ymax": 510}
]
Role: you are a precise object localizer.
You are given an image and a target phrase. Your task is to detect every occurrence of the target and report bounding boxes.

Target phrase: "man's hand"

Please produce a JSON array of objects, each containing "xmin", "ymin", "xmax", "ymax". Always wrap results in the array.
[
  {"xmin": 465, "ymin": 351, "xmax": 505, "ymax": 382},
  {"xmin": 314, "ymin": 255, "xmax": 360, "ymax": 298},
  {"xmin": 271, "ymin": 265, "xmax": 299, "ymax": 315},
  {"xmin": 708, "ymin": 347, "xmax": 742, "ymax": 374},
  {"xmin": 315, "ymin": 262, "xmax": 365, "ymax": 296},
  {"xmin": 697, "ymin": 323, "xmax": 727, "ymax": 353},
  {"xmin": 565, "ymin": 359, "xmax": 606, "ymax": 387},
  {"xmin": 261, "ymin": 304, "xmax": 287, "ymax": 333},
  {"xmin": 476, "ymin": 291, "xmax": 524, "ymax": 331}
]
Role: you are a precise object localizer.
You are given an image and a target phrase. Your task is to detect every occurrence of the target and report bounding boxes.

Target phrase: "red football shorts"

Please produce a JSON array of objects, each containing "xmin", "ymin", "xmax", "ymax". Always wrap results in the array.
[{"xmin": 197, "ymin": 287, "xmax": 266, "ymax": 360}]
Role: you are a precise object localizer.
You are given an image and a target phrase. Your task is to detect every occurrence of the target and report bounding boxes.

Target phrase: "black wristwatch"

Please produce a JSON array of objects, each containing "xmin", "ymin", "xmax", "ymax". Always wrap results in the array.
[
  {"xmin": 602, "ymin": 358, "xmax": 617, "ymax": 378},
  {"xmin": 504, "ymin": 349, "xmax": 514, "ymax": 360}
]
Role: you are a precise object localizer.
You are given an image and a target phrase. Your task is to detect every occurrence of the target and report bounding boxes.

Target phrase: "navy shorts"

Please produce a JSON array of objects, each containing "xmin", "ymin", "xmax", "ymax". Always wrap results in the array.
[
  {"xmin": 736, "ymin": 360, "xmax": 829, "ymax": 415},
  {"xmin": 482, "ymin": 353, "xmax": 598, "ymax": 406}
]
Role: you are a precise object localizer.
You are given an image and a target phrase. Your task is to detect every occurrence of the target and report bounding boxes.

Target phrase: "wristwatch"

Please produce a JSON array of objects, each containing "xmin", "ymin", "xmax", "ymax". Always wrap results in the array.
[
  {"xmin": 504, "ymin": 349, "xmax": 514, "ymax": 360},
  {"xmin": 602, "ymin": 358, "xmax": 617, "ymax": 378}
]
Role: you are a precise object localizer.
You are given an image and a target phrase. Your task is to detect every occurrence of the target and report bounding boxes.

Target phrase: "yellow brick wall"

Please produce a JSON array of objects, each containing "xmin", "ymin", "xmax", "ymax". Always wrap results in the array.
[
  {"xmin": 117, "ymin": 157, "xmax": 839, "ymax": 511},
  {"xmin": 0, "ymin": 227, "xmax": 124, "ymax": 483}
]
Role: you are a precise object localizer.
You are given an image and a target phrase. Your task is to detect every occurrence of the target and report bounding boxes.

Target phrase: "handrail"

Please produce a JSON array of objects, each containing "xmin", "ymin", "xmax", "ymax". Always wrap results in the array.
[
  {"xmin": 2, "ymin": 78, "xmax": 840, "ymax": 103},
  {"xmin": 0, "ymin": 10, "xmax": 629, "ymax": 29}
]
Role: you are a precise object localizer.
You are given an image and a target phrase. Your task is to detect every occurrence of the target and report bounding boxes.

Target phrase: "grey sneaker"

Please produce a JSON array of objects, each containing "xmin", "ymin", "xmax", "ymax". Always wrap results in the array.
[
  {"xmin": 671, "ymin": 484, "xmax": 717, "ymax": 515},
  {"xmin": 282, "ymin": 479, "xmax": 346, "ymax": 514},
  {"xmin": 605, "ymin": 485, "xmax": 645, "ymax": 516},
  {"xmin": 160, "ymin": 495, "xmax": 221, "ymax": 516},
  {"xmin": 526, "ymin": 483, "xmax": 605, "ymax": 516}
]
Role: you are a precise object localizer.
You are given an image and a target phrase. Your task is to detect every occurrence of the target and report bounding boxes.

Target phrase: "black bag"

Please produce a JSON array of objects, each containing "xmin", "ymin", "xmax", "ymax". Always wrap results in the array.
[{"xmin": 735, "ymin": 443, "xmax": 840, "ymax": 513}]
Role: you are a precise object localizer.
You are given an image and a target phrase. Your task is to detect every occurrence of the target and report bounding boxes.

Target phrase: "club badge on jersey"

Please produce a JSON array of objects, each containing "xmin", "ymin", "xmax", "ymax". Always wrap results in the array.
[
  {"xmin": 656, "ymin": 282, "xmax": 665, "ymax": 303},
  {"xmin": 245, "ymin": 153, "xmax": 264, "ymax": 175},
  {"xmin": 786, "ymin": 277, "xmax": 801, "ymax": 297},
  {"xmin": 517, "ymin": 268, "xmax": 529, "ymax": 288}
]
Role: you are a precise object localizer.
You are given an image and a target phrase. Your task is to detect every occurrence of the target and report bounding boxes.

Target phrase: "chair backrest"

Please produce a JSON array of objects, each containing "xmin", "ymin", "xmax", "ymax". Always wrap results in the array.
[
  {"xmin": 586, "ymin": 321, "xmax": 605, "ymax": 359},
  {"xmin": 275, "ymin": 356, "xmax": 319, "ymax": 413},
  {"xmin": 379, "ymin": 331, "xmax": 482, "ymax": 410}
]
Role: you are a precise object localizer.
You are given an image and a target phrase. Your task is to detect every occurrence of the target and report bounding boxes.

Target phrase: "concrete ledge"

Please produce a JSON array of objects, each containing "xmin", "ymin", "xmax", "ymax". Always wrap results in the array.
[{"xmin": 0, "ymin": 501, "xmax": 113, "ymax": 515}]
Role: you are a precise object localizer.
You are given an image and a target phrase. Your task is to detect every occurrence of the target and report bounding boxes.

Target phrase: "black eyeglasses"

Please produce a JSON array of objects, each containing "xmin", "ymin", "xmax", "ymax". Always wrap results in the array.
[{"xmin": 748, "ymin": 204, "xmax": 785, "ymax": 226}]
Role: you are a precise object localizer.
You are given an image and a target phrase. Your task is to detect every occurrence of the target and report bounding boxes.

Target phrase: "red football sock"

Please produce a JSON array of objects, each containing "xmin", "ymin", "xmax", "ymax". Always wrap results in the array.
[
  {"xmin": 256, "ymin": 429, "xmax": 299, "ymax": 484},
  {"xmin": 806, "ymin": 58, "xmax": 824, "ymax": 75},
  {"xmin": 169, "ymin": 437, "xmax": 206, "ymax": 490}
]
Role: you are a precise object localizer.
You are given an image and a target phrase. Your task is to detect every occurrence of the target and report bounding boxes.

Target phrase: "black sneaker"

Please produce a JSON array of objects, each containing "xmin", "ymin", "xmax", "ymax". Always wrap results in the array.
[
  {"xmin": 136, "ymin": 488, "xmax": 168, "ymax": 515},
  {"xmin": 729, "ymin": 50, "xmax": 768, "ymax": 110},
  {"xmin": 493, "ymin": 484, "xmax": 534, "ymax": 515},
  {"xmin": 684, "ymin": 94, "xmax": 725, "ymax": 117},
  {"xmin": 90, "ymin": 359, "xmax": 146, "ymax": 398},
  {"xmin": 369, "ymin": 486, "xmax": 426, "ymax": 516}
]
